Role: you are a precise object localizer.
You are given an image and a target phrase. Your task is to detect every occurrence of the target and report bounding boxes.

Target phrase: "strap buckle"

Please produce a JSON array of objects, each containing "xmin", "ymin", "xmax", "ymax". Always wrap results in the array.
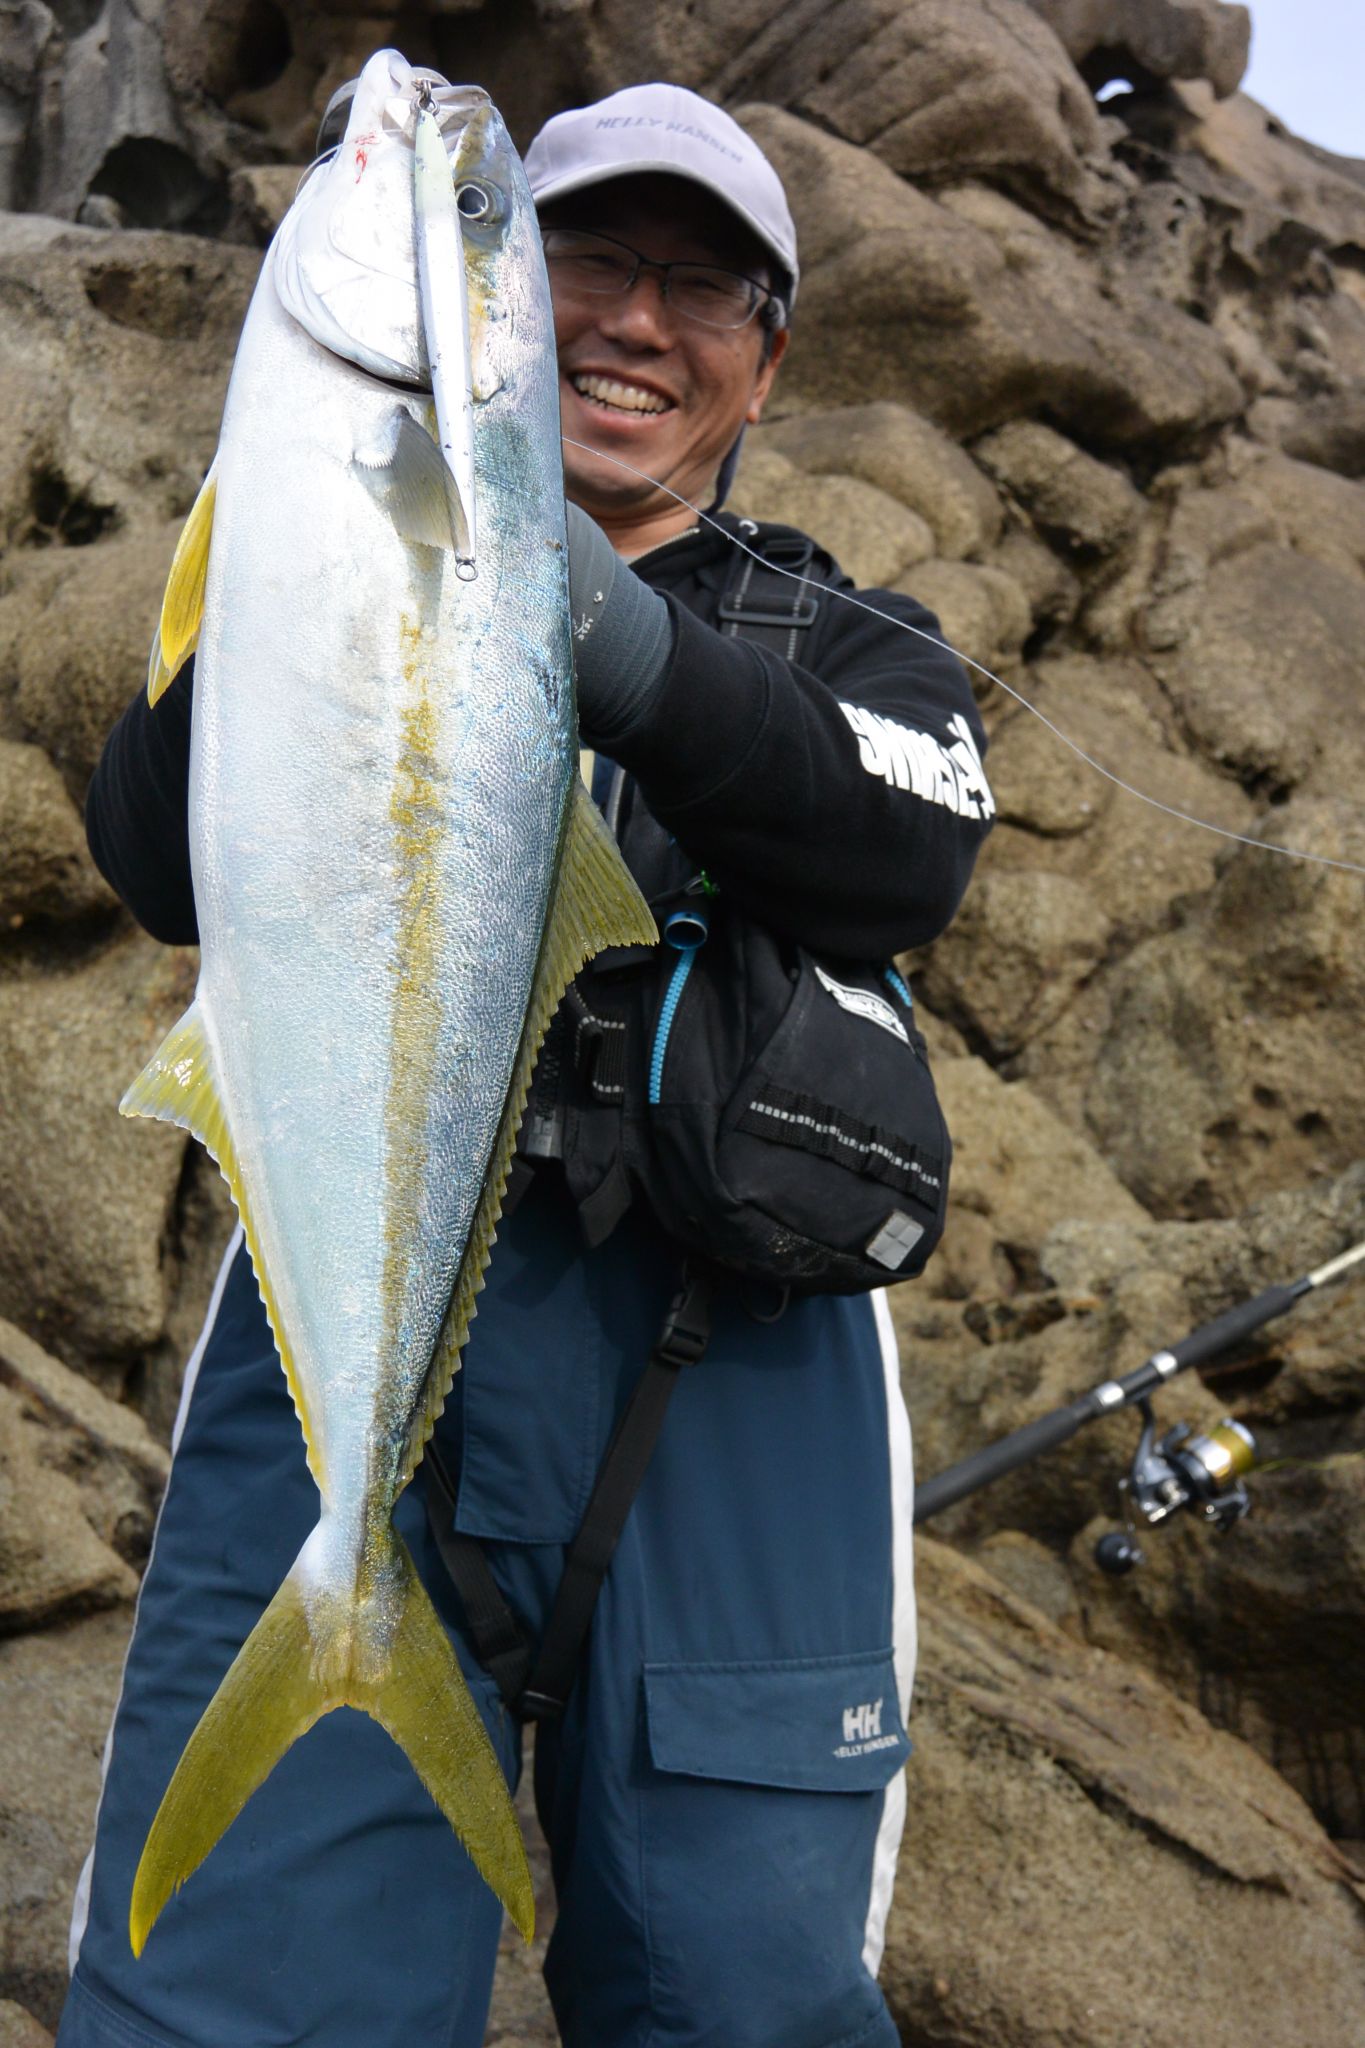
[{"xmin": 654, "ymin": 1269, "xmax": 713, "ymax": 1368}]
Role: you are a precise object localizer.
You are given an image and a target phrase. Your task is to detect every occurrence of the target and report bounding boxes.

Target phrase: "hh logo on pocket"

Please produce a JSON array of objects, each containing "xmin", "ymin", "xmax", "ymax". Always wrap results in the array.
[{"xmin": 836, "ymin": 1698, "xmax": 898, "ymax": 1758}]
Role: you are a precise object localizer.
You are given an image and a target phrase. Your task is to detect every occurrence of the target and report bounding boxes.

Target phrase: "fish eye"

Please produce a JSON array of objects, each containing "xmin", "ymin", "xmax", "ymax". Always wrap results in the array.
[{"xmin": 455, "ymin": 180, "xmax": 499, "ymax": 224}]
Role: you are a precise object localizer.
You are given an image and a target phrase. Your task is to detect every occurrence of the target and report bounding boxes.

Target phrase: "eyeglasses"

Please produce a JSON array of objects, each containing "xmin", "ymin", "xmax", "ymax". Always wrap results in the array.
[{"xmin": 541, "ymin": 228, "xmax": 786, "ymax": 333}]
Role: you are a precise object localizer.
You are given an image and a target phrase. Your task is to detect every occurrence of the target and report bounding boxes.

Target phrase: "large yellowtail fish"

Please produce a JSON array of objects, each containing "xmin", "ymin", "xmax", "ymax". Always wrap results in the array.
[{"xmin": 123, "ymin": 48, "xmax": 654, "ymax": 1953}]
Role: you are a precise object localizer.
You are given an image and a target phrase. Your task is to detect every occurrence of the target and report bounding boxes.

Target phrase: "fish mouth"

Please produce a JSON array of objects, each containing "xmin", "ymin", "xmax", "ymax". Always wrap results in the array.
[{"xmin": 568, "ymin": 371, "xmax": 676, "ymax": 417}]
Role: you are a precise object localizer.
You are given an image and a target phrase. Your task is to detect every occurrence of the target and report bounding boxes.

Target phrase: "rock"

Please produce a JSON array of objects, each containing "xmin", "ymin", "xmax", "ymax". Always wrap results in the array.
[
  {"xmin": 1150, "ymin": 544, "xmax": 1365, "ymax": 795},
  {"xmin": 1276, "ymin": 389, "xmax": 1365, "ymax": 478},
  {"xmin": 0, "ymin": 1317, "xmax": 170, "ymax": 1566},
  {"xmin": 971, "ymin": 1527, "xmax": 1080, "ymax": 1626},
  {"xmin": 0, "ymin": 744, "xmax": 113, "ymax": 927},
  {"xmin": 738, "ymin": 107, "xmax": 1243, "ymax": 450},
  {"xmin": 728, "ymin": 445, "xmax": 935, "ymax": 587},
  {"xmin": 916, "ymin": 859, "xmax": 1112, "ymax": 1059},
  {"xmin": 760, "ymin": 403, "xmax": 1003, "ymax": 560},
  {"xmin": 0, "ymin": 1380, "xmax": 136, "ymax": 1630},
  {"xmin": 0, "ymin": 530, "xmax": 188, "ymax": 800},
  {"xmin": 0, "ymin": 214, "xmax": 255, "ymax": 555},
  {"xmin": 1176, "ymin": 82, "xmax": 1365, "ymax": 254},
  {"xmin": 1232, "ymin": 452, "xmax": 1365, "ymax": 583},
  {"xmin": 731, "ymin": 0, "xmax": 1114, "ymax": 231},
  {"xmin": 1077, "ymin": 796, "xmax": 1365, "ymax": 1217},
  {"xmin": 971, "ymin": 419, "xmax": 1143, "ymax": 558},
  {"xmin": 8, "ymin": 0, "xmax": 217, "ymax": 229},
  {"xmin": 1024, "ymin": 0, "xmax": 1251, "ymax": 98},
  {"xmin": 225, "ymin": 162, "xmax": 305, "ymax": 247},
  {"xmin": 925, "ymin": 1055, "xmax": 1147, "ymax": 1301},
  {"xmin": 894, "ymin": 559, "xmax": 1032, "ymax": 676},
  {"xmin": 0, "ymin": 1610, "xmax": 131, "ymax": 2029},
  {"xmin": 984, "ymin": 523, "xmax": 1083, "ymax": 629},
  {"xmin": 984, "ymin": 655, "xmax": 1255, "ymax": 938},
  {"xmin": 886, "ymin": 1539, "xmax": 1365, "ymax": 2048},
  {"xmin": 0, "ymin": 932, "xmax": 196, "ymax": 1371},
  {"xmin": 0, "ymin": 2002, "xmax": 54, "ymax": 2048}
]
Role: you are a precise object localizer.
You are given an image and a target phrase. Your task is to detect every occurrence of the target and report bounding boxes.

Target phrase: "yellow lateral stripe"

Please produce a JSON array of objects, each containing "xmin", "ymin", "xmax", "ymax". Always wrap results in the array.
[
  {"xmin": 120, "ymin": 1002, "xmax": 326, "ymax": 1493},
  {"xmin": 150, "ymin": 468, "xmax": 217, "ymax": 702},
  {"xmin": 396, "ymin": 777, "xmax": 657, "ymax": 1489}
]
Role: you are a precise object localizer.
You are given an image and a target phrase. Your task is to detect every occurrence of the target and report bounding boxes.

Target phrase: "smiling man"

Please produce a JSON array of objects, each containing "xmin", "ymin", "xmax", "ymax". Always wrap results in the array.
[{"xmin": 60, "ymin": 80, "xmax": 992, "ymax": 2048}]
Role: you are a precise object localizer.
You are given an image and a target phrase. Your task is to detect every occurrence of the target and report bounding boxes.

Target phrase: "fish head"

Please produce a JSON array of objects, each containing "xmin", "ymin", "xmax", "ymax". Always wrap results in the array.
[
  {"xmin": 445, "ymin": 99, "xmax": 558, "ymax": 421},
  {"xmin": 271, "ymin": 49, "xmax": 493, "ymax": 387}
]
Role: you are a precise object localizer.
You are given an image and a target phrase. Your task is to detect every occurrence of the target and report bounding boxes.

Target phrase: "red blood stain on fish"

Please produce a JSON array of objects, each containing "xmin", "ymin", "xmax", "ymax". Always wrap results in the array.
[{"xmin": 354, "ymin": 133, "xmax": 376, "ymax": 180}]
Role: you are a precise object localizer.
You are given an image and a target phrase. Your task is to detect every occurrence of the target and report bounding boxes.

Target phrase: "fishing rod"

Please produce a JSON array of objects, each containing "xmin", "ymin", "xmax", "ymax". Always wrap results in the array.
[{"xmin": 912, "ymin": 1237, "xmax": 1365, "ymax": 1571}]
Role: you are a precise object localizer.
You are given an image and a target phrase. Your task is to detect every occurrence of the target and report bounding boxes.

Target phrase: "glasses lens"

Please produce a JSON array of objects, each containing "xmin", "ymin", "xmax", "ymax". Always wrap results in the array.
[
  {"xmin": 669, "ymin": 264, "xmax": 761, "ymax": 329},
  {"xmin": 542, "ymin": 230, "xmax": 634, "ymax": 294}
]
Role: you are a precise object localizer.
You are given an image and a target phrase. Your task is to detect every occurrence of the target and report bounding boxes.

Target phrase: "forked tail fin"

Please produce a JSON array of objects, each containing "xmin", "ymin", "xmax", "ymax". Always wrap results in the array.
[{"xmin": 129, "ymin": 1526, "xmax": 532, "ymax": 1955}]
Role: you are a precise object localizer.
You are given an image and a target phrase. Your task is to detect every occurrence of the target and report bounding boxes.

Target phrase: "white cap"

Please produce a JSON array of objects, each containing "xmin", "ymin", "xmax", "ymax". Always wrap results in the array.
[{"xmin": 525, "ymin": 83, "xmax": 798, "ymax": 309}]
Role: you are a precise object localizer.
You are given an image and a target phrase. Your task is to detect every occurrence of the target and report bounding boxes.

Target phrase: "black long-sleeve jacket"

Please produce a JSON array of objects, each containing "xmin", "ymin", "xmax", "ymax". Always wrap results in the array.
[{"xmin": 86, "ymin": 514, "xmax": 992, "ymax": 958}]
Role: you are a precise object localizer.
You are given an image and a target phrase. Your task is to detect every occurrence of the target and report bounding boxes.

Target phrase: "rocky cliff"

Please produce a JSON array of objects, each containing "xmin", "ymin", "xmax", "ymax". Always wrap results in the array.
[{"xmin": 2, "ymin": 2, "xmax": 1364, "ymax": 2042}]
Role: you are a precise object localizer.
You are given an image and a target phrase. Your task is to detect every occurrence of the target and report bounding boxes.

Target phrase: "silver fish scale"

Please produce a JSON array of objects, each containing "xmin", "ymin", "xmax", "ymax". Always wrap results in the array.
[{"xmin": 192, "ymin": 220, "xmax": 572, "ymax": 1534}]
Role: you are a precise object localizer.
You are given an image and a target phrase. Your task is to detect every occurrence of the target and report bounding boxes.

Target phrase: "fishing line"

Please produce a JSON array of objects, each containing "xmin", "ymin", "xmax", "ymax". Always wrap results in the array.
[{"xmin": 563, "ymin": 435, "xmax": 1365, "ymax": 881}]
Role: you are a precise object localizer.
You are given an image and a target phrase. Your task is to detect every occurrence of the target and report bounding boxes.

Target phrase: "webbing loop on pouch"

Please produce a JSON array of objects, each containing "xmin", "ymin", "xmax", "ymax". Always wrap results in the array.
[
  {"xmin": 423, "ymin": 1266, "xmax": 714, "ymax": 1721},
  {"xmin": 717, "ymin": 529, "xmax": 820, "ymax": 657}
]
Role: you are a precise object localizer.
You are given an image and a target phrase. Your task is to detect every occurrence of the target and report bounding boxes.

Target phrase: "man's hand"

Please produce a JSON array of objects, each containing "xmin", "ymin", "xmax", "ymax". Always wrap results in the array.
[{"xmin": 565, "ymin": 501, "xmax": 675, "ymax": 750}]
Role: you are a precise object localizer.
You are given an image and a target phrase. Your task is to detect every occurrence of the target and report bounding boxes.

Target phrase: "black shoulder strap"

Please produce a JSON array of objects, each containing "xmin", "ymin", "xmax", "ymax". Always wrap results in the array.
[
  {"xmin": 716, "ymin": 522, "xmax": 822, "ymax": 658},
  {"xmin": 423, "ymin": 1266, "xmax": 714, "ymax": 1720}
]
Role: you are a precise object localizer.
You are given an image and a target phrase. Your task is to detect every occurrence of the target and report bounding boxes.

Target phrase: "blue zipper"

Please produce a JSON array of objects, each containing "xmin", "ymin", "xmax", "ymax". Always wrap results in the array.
[
  {"xmin": 883, "ymin": 965, "xmax": 913, "ymax": 1009},
  {"xmin": 649, "ymin": 907, "xmax": 710, "ymax": 1105}
]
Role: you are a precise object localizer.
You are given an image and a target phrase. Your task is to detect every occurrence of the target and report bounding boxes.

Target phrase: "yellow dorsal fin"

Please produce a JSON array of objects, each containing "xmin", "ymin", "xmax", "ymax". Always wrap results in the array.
[
  {"xmin": 149, "ymin": 466, "xmax": 217, "ymax": 705},
  {"xmin": 120, "ymin": 1001, "xmax": 324, "ymax": 1490},
  {"xmin": 397, "ymin": 778, "xmax": 658, "ymax": 1488}
]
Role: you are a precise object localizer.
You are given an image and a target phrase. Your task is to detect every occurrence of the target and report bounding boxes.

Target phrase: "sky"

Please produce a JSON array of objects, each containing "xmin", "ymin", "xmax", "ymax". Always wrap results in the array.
[{"xmin": 1241, "ymin": 0, "xmax": 1364, "ymax": 159}]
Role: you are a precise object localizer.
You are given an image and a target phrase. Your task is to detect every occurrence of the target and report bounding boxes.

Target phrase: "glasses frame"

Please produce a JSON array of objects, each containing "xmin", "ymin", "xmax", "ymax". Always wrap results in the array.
[{"xmin": 540, "ymin": 226, "xmax": 788, "ymax": 333}]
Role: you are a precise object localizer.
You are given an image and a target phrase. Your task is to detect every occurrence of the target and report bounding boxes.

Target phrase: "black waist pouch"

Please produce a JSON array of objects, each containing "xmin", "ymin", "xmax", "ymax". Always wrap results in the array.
[{"xmin": 623, "ymin": 897, "xmax": 950, "ymax": 1294}]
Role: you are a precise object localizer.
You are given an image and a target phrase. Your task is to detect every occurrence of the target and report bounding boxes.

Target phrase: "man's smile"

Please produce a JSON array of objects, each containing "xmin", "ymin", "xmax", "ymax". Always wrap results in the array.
[{"xmin": 566, "ymin": 369, "xmax": 678, "ymax": 419}]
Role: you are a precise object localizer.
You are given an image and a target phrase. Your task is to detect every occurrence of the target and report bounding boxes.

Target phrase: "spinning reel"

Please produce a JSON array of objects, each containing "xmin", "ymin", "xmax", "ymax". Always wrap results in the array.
[
  {"xmin": 914, "ymin": 1237, "xmax": 1365, "ymax": 1571},
  {"xmin": 1092, "ymin": 1410, "xmax": 1257, "ymax": 1575}
]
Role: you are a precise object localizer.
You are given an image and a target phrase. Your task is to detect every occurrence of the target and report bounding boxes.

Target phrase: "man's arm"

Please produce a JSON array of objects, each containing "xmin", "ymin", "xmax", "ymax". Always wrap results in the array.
[
  {"xmin": 85, "ymin": 661, "xmax": 199, "ymax": 945},
  {"xmin": 573, "ymin": 526, "xmax": 992, "ymax": 958}
]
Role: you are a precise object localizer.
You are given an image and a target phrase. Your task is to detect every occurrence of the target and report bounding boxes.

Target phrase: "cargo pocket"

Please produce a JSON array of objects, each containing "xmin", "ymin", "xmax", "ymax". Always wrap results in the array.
[
  {"xmin": 645, "ymin": 1650, "xmax": 910, "ymax": 1791},
  {"xmin": 638, "ymin": 1652, "xmax": 909, "ymax": 2048}
]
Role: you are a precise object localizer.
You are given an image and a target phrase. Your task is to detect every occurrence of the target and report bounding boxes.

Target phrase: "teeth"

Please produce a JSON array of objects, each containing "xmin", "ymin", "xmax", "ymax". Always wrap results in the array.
[{"xmin": 571, "ymin": 373, "xmax": 670, "ymax": 415}]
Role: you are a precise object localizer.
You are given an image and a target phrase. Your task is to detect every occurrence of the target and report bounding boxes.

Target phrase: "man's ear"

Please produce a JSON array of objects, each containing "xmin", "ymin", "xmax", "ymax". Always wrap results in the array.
[{"xmin": 746, "ymin": 327, "xmax": 789, "ymax": 426}]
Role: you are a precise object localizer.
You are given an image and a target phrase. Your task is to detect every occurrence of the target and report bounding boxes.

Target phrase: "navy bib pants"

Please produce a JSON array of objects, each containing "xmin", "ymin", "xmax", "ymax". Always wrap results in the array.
[{"xmin": 59, "ymin": 1174, "xmax": 915, "ymax": 2048}]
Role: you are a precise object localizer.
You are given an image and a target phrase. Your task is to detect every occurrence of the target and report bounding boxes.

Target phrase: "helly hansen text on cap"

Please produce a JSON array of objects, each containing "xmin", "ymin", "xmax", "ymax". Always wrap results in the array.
[{"xmin": 525, "ymin": 83, "xmax": 799, "ymax": 308}]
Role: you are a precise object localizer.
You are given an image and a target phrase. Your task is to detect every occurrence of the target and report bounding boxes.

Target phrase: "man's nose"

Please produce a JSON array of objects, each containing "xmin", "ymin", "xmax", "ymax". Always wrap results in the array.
[{"xmin": 595, "ymin": 268, "xmax": 676, "ymax": 347}]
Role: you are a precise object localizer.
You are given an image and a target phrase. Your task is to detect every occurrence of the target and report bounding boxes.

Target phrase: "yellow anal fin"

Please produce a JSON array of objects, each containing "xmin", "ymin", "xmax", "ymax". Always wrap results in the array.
[
  {"xmin": 130, "ymin": 1526, "xmax": 532, "ymax": 1956},
  {"xmin": 148, "ymin": 466, "xmax": 216, "ymax": 705},
  {"xmin": 120, "ymin": 1000, "xmax": 324, "ymax": 1491},
  {"xmin": 398, "ymin": 777, "xmax": 658, "ymax": 1487}
]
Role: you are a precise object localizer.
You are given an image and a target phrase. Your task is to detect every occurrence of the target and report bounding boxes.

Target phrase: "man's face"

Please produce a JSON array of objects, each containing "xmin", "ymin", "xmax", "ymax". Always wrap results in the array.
[{"xmin": 543, "ymin": 174, "xmax": 789, "ymax": 531}]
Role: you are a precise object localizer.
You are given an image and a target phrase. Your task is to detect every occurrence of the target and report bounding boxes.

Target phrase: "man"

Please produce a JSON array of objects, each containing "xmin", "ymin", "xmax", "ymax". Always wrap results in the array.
[{"xmin": 59, "ymin": 81, "xmax": 990, "ymax": 2048}]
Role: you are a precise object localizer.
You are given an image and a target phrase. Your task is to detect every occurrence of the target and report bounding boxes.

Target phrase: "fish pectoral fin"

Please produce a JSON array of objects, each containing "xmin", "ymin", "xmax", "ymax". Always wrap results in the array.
[
  {"xmin": 129, "ymin": 1528, "xmax": 532, "ymax": 1956},
  {"xmin": 354, "ymin": 408, "xmax": 466, "ymax": 554},
  {"xmin": 400, "ymin": 778, "xmax": 657, "ymax": 1486},
  {"xmin": 121, "ymin": 1001, "xmax": 324, "ymax": 1491},
  {"xmin": 149, "ymin": 465, "xmax": 216, "ymax": 705}
]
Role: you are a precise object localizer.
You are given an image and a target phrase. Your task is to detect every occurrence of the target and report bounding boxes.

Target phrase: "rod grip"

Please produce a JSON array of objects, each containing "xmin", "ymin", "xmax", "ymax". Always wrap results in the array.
[{"xmin": 914, "ymin": 1401, "xmax": 1091, "ymax": 1523}]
